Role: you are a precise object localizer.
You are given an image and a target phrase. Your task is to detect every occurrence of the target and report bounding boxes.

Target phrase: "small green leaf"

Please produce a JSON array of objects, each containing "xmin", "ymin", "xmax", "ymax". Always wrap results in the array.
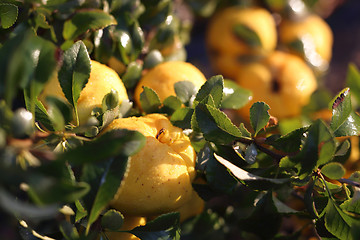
[
  {"xmin": 63, "ymin": 9, "xmax": 117, "ymax": 40},
  {"xmin": 122, "ymin": 61, "xmax": 142, "ymax": 89},
  {"xmin": 143, "ymin": 50, "xmax": 163, "ymax": 69},
  {"xmin": 139, "ymin": 86, "xmax": 162, "ymax": 113},
  {"xmin": 270, "ymin": 127, "xmax": 308, "ymax": 153},
  {"xmin": 60, "ymin": 221, "xmax": 79, "ymax": 240},
  {"xmin": 324, "ymin": 199, "xmax": 360, "ymax": 240},
  {"xmin": 215, "ymin": 154, "xmax": 288, "ymax": 184},
  {"xmin": 250, "ymin": 102, "xmax": 270, "ymax": 136},
  {"xmin": 330, "ymin": 88, "xmax": 360, "ymax": 137},
  {"xmin": 162, "ymin": 96, "xmax": 182, "ymax": 115},
  {"xmin": 233, "ymin": 23, "xmax": 262, "ymax": 48},
  {"xmin": 221, "ymin": 80, "xmax": 252, "ymax": 109},
  {"xmin": 46, "ymin": 96, "xmax": 73, "ymax": 131},
  {"xmin": 174, "ymin": 81, "xmax": 197, "ymax": 105},
  {"xmin": 170, "ymin": 107, "xmax": 194, "ymax": 129},
  {"xmin": 130, "ymin": 212, "xmax": 180, "ymax": 240},
  {"xmin": 346, "ymin": 64, "xmax": 360, "ymax": 106},
  {"xmin": 195, "ymin": 103, "xmax": 242, "ymax": 144},
  {"xmin": 59, "ymin": 41, "xmax": 91, "ymax": 124},
  {"xmin": 0, "ymin": 3, "xmax": 18, "ymax": 29},
  {"xmin": 195, "ymin": 75, "xmax": 224, "ymax": 108},
  {"xmin": 280, "ymin": 120, "xmax": 336, "ymax": 179},
  {"xmin": 101, "ymin": 209, "xmax": 124, "ymax": 231},
  {"xmin": 321, "ymin": 162, "xmax": 346, "ymax": 180},
  {"xmin": 239, "ymin": 123, "xmax": 252, "ymax": 138},
  {"xmin": 102, "ymin": 89, "xmax": 120, "ymax": 112}
]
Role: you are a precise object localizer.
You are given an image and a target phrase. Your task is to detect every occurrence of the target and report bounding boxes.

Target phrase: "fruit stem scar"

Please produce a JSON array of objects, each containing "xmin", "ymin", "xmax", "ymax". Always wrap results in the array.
[
  {"xmin": 271, "ymin": 78, "xmax": 281, "ymax": 93},
  {"xmin": 156, "ymin": 128, "xmax": 166, "ymax": 140}
]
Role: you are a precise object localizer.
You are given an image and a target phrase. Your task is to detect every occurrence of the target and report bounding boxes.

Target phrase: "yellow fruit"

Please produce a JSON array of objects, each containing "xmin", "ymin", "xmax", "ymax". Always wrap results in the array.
[
  {"xmin": 38, "ymin": 60, "xmax": 128, "ymax": 125},
  {"xmin": 103, "ymin": 113, "xmax": 196, "ymax": 216},
  {"xmin": 105, "ymin": 216, "xmax": 146, "ymax": 240},
  {"xmin": 279, "ymin": 14, "xmax": 333, "ymax": 72},
  {"xmin": 176, "ymin": 189, "xmax": 204, "ymax": 222},
  {"xmin": 134, "ymin": 61, "xmax": 207, "ymax": 107},
  {"xmin": 236, "ymin": 51, "xmax": 317, "ymax": 119},
  {"xmin": 206, "ymin": 7, "xmax": 277, "ymax": 79}
]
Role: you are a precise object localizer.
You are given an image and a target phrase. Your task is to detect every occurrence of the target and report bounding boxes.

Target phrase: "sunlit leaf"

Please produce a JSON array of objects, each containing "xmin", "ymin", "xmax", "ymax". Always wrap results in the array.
[
  {"xmin": 215, "ymin": 154, "xmax": 288, "ymax": 184},
  {"xmin": 321, "ymin": 162, "xmax": 346, "ymax": 180},
  {"xmin": 195, "ymin": 103, "xmax": 242, "ymax": 144},
  {"xmin": 139, "ymin": 86, "xmax": 162, "ymax": 113},
  {"xmin": 174, "ymin": 81, "xmax": 197, "ymax": 105},
  {"xmin": 63, "ymin": 9, "xmax": 117, "ymax": 40},
  {"xmin": 101, "ymin": 209, "xmax": 124, "ymax": 231},
  {"xmin": 325, "ymin": 199, "xmax": 360, "ymax": 240},
  {"xmin": 330, "ymin": 88, "xmax": 360, "ymax": 137},
  {"xmin": 58, "ymin": 41, "xmax": 91, "ymax": 124},
  {"xmin": 221, "ymin": 80, "xmax": 252, "ymax": 109},
  {"xmin": 130, "ymin": 212, "xmax": 180, "ymax": 240},
  {"xmin": 250, "ymin": 102, "xmax": 270, "ymax": 136},
  {"xmin": 195, "ymin": 75, "xmax": 224, "ymax": 108},
  {"xmin": 0, "ymin": 3, "xmax": 18, "ymax": 29}
]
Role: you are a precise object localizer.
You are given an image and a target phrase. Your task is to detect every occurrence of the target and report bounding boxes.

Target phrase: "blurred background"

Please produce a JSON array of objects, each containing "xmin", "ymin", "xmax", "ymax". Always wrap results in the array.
[{"xmin": 186, "ymin": 0, "xmax": 360, "ymax": 95}]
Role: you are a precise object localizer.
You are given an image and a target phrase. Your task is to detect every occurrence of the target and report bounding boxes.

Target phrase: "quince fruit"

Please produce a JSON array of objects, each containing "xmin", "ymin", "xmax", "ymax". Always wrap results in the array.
[
  {"xmin": 206, "ymin": 7, "xmax": 277, "ymax": 79},
  {"xmin": 38, "ymin": 60, "xmax": 128, "ymax": 126},
  {"xmin": 236, "ymin": 51, "xmax": 317, "ymax": 119},
  {"xmin": 134, "ymin": 61, "xmax": 206, "ymax": 107},
  {"xmin": 279, "ymin": 14, "xmax": 333, "ymax": 72},
  {"xmin": 103, "ymin": 113, "xmax": 196, "ymax": 216}
]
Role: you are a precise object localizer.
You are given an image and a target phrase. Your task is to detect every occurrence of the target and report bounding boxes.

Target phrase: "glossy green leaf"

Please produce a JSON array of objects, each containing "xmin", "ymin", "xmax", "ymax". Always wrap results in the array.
[
  {"xmin": 195, "ymin": 103, "xmax": 242, "ymax": 144},
  {"xmin": 86, "ymin": 156, "xmax": 129, "ymax": 232},
  {"xmin": 170, "ymin": 107, "xmax": 194, "ymax": 129},
  {"xmin": 280, "ymin": 120, "xmax": 336, "ymax": 179},
  {"xmin": 199, "ymin": 145, "xmax": 238, "ymax": 193},
  {"xmin": 5, "ymin": 32, "xmax": 57, "ymax": 109},
  {"xmin": 215, "ymin": 154, "xmax": 288, "ymax": 184},
  {"xmin": 0, "ymin": 3, "xmax": 18, "ymax": 29},
  {"xmin": 174, "ymin": 81, "xmax": 197, "ymax": 105},
  {"xmin": 122, "ymin": 61, "xmax": 142, "ymax": 89},
  {"xmin": 58, "ymin": 41, "xmax": 91, "ymax": 124},
  {"xmin": 269, "ymin": 127, "xmax": 308, "ymax": 153},
  {"xmin": 116, "ymin": 30, "xmax": 132, "ymax": 65},
  {"xmin": 324, "ymin": 199, "xmax": 360, "ymax": 240},
  {"xmin": 321, "ymin": 162, "xmax": 346, "ymax": 180},
  {"xmin": 346, "ymin": 64, "xmax": 360, "ymax": 106},
  {"xmin": 221, "ymin": 80, "xmax": 252, "ymax": 109},
  {"xmin": 130, "ymin": 212, "xmax": 180, "ymax": 240},
  {"xmin": 63, "ymin": 9, "xmax": 117, "ymax": 40},
  {"xmin": 143, "ymin": 50, "xmax": 163, "ymax": 69},
  {"xmin": 233, "ymin": 23, "xmax": 262, "ymax": 48},
  {"xmin": 101, "ymin": 209, "xmax": 124, "ymax": 231},
  {"xmin": 58, "ymin": 129, "xmax": 146, "ymax": 165},
  {"xmin": 250, "ymin": 102, "xmax": 270, "ymax": 136},
  {"xmin": 195, "ymin": 75, "xmax": 224, "ymax": 108},
  {"xmin": 330, "ymin": 88, "xmax": 360, "ymax": 137},
  {"xmin": 239, "ymin": 123, "xmax": 252, "ymax": 138},
  {"xmin": 46, "ymin": 96, "xmax": 73, "ymax": 131},
  {"xmin": 162, "ymin": 95, "xmax": 182, "ymax": 115},
  {"xmin": 139, "ymin": 86, "xmax": 162, "ymax": 113}
]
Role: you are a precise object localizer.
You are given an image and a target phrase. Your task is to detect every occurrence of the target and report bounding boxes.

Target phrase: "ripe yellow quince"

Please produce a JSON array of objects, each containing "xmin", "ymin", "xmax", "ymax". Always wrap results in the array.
[
  {"xmin": 206, "ymin": 7, "xmax": 277, "ymax": 79},
  {"xmin": 236, "ymin": 51, "xmax": 317, "ymax": 119},
  {"xmin": 38, "ymin": 60, "xmax": 128, "ymax": 126},
  {"xmin": 103, "ymin": 113, "xmax": 196, "ymax": 216},
  {"xmin": 134, "ymin": 61, "xmax": 207, "ymax": 107},
  {"xmin": 279, "ymin": 14, "xmax": 333, "ymax": 73}
]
